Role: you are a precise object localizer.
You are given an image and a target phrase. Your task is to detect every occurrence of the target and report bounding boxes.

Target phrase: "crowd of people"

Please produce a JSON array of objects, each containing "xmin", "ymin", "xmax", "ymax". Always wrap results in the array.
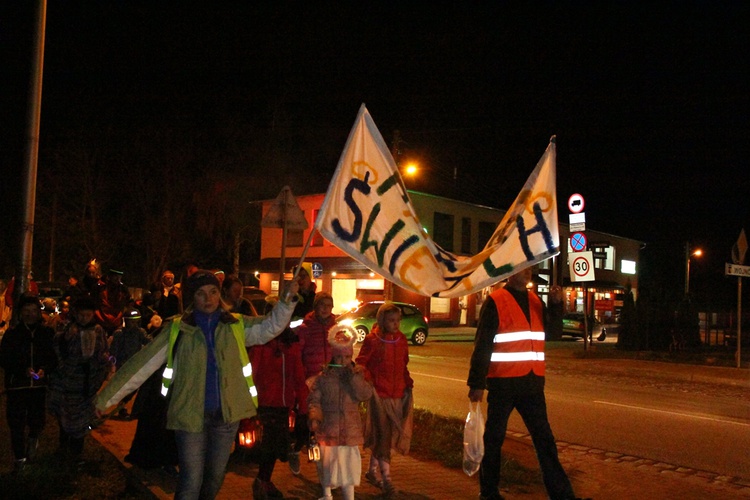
[
  {"xmin": 0, "ymin": 262, "xmax": 418, "ymax": 500},
  {"xmin": 2, "ymin": 261, "xmax": 588, "ymax": 500}
]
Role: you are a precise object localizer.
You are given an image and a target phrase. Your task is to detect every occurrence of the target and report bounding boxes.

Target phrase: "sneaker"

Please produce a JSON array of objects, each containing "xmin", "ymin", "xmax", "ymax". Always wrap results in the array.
[
  {"xmin": 253, "ymin": 478, "xmax": 283, "ymax": 499},
  {"xmin": 288, "ymin": 450, "xmax": 301, "ymax": 475},
  {"xmin": 264, "ymin": 480, "xmax": 284, "ymax": 498},
  {"xmin": 161, "ymin": 464, "xmax": 179, "ymax": 478},
  {"xmin": 12, "ymin": 458, "xmax": 26, "ymax": 475},
  {"xmin": 365, "ymin": 470, "xmax": 381, "ymax": 488},
  {"xmin": 26, "ymin": 437, "xmax": 39, "ymax": 462},
  {"xmin": 382, "ymin": 480, "xmax": 396, "ymax": 496},
  {"xmin": 252, "ymin": 478, "xmax": 267, "ymax": 500}
]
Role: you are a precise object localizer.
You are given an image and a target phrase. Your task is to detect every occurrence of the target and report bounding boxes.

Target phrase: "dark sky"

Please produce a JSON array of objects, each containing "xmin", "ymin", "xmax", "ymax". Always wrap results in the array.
[{"xmin": 2, "ymin": 2, "xmax": 749, "ymax": 291}]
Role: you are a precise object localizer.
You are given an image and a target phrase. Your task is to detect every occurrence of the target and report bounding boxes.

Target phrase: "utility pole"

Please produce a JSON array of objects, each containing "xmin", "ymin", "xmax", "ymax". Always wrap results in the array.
[
  {"xmin": 391, "ymin": 130, "xmax": 401, "ymax": 167},
  {"xmin": 15, "ymin": 0, "xmax": 47, "ymax": 310}
]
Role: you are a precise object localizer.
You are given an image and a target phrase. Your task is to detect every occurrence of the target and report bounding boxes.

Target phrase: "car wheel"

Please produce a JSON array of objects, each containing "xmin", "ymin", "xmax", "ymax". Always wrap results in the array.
[
  {"xmin": 411, "ymin": 329, "xmax": 428, "ymax": 346},
  {"xmin": 355, "ymin": 326, "xmax": 368, "ymax": 343}
]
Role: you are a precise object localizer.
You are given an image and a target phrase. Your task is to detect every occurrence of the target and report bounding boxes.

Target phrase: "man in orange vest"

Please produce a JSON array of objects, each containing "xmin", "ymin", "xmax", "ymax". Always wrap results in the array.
[{"xmin": 467, "ymin": 267, "xmax": 584, "ymax": 500}]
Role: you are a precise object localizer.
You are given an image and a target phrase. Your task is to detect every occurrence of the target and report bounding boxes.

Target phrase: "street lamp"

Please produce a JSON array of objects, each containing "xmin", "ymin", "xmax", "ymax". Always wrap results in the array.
[
  {"xmin": 404, "ymin": 162, "xmax": 418, "ymax": 177},
  {"xmin": 684, "ymin": 242, "xmax": 703, "ymax": 296}
]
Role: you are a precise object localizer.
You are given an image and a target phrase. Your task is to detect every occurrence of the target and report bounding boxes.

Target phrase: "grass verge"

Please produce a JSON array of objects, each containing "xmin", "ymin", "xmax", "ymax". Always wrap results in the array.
[
  {"xmin": 410, "ymin": 407, "xmax": 541, "ymax": 487},
  {"xmin": 571, "ymin": 343, "xmax": 749, "ymax": 368}
]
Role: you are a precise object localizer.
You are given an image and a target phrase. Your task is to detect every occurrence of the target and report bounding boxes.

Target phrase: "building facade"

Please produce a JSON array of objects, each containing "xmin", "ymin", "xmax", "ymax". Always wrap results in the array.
[{"xmin": 248, "ymin": 191, "xmax": 642, "ymax": 327}]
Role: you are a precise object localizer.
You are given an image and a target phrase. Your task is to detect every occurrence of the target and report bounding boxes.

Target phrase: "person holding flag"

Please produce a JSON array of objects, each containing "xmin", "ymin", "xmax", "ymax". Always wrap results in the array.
[{"xmin": 96, "ymin": 270, "xmax": 299, "ymax": 500}]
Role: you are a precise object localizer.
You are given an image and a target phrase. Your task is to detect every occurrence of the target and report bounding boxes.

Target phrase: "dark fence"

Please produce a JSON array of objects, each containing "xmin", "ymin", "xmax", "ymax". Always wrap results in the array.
[{"xmin": 699, "ymin": 311, "xmax": 750, "ymax": 347}]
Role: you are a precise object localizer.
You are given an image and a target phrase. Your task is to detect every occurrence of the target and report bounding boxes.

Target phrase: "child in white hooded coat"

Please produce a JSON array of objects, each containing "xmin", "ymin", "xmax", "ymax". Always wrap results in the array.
[{"xmin": 307, "ymin": 326, "xmax": 373, "ymax": 500}]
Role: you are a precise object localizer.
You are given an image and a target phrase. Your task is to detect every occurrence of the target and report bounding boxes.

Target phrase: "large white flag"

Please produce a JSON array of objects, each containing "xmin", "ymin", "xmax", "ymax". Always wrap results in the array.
[{"xmin": 315, "ymin": 104, "xmax": 559, "ymax": 298}]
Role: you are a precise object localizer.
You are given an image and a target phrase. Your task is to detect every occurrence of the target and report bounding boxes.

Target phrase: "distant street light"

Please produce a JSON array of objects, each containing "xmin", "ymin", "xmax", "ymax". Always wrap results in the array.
[
  {"xmin": 404, "ymin": 163, "xmax": 418, "ymax": 177},
  {"xmin": 684, "ymin": 242, "xmax": 703, "ymax": 296}
]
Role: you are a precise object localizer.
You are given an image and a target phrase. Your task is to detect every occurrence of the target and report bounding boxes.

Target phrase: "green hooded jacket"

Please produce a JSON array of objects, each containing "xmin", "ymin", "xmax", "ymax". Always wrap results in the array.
[{"xmin": 96, "ymin": 299, "xmax": 294, "ymax": 432}]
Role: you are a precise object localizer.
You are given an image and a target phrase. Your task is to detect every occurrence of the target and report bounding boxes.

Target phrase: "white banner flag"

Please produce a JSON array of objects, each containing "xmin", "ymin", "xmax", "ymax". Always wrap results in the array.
[{"xmin": 315, "ymin": 104, "xmax": 559, "ymax": 298}]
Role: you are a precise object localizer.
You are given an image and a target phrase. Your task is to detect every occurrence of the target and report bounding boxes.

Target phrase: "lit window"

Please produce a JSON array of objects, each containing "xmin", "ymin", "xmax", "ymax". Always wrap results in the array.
[{"xmin": 621, "ymin": 259, "xmax": 636, "ymax": 274}]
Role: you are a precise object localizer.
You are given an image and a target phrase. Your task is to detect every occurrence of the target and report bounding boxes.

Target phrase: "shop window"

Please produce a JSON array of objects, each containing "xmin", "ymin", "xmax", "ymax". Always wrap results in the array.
[{"xmin": 593, "ymin": 246, "xmax": 615, "ymax": 271}]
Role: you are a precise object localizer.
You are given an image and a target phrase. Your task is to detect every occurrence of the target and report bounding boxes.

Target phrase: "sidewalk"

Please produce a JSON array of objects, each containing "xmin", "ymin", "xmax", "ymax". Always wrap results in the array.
[
  {"xmin": 92, "ymin": 408, "xmax": 750, "ymax": 499},
  {"xmin": 92, "ymin": 413, "xmax": 512, "ymax": 499}
]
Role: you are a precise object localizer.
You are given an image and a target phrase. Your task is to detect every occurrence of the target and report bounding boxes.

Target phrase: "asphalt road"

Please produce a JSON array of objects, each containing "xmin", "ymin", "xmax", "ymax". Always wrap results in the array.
[{"xmin": 399, "ymin": 329, "xmax": 750, "ymax": 481}]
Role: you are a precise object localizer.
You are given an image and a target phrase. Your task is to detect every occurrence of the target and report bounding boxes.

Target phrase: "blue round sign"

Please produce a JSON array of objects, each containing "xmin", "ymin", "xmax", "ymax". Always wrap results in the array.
[
  {"xmin": 570, "ymin": 232, "xmax": 587, "ymax": 252},
  {"xmin": 312, "ymin": 262, "xmax": 323, "ymax": 278}
]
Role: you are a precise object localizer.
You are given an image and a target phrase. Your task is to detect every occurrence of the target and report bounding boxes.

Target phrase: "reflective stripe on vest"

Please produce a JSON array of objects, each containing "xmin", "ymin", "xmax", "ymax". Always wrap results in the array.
[
  {"xmin": 487, "ymin": 288, "xmax": 546, "ymax": 378},
  {"xmin": 161, "ymin": 316, "xmax": 259, "ymax": 407}
]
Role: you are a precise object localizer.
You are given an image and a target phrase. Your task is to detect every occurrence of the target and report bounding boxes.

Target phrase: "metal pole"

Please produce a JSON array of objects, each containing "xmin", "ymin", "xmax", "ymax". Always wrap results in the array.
[
  {"xmin": 15, "ymin": 0, "xmax": 47, "ymax": 308},
  {"xmin": 684, "ymin": 242, "xmax": 690, "ymax": 296},
  {"xmin": 737, "ymin": 277, "xmax": 742, "ymax": 368},
  {"xmin": 279, "ymin": 188, "xmax": 288, "ymax": 290}
]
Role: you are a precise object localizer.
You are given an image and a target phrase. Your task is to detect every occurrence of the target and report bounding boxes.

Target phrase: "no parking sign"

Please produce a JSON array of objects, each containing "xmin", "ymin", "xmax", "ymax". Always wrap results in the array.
[{"xmin": 570, "ymin": 232, "xmax": 587, "ymax": 252}]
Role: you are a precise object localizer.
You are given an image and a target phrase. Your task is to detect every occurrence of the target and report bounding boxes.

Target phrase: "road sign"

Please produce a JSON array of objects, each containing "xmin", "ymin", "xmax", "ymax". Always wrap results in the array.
[
  {"xmin": 312, "ymin": 262, "xmax": 323, "ymax": 278},
  {"xmin": 570, "ymin": 251, "xmax": 596, "ymax": 282},
  {"xmin": 570, "ymin": 232, "xmax": 587, "ymax": 252},
  {"xmin": 261, "ymin": 186, "xmax": 309, "ymax": 230},
  {"xmin": 568, "ymin": 193, "xmax": 585, "ymax": 213},
  {"xmin": 732, "ymin": 229, "xmax": 747, "ymax": 265},
  {"xmin": 725, "ymin": 263, "xmax": 750, "ymax": 278}
]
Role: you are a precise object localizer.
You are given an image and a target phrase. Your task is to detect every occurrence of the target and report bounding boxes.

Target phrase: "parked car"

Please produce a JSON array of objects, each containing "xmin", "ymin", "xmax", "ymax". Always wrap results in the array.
[
  {"xmin": 562, "ymin": 312, "xmax": 607, "ymax": 341},
  {"xmin": 242, "ymin": 286, "xmax": 267, "ymax": 315},
  {"xmin": 335, "ymin": 301, "xmax": 429, "ymax": 345}
]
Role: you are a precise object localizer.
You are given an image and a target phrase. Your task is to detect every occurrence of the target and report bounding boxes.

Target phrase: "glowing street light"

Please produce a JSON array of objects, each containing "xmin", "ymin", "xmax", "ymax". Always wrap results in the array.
[
  {"xmin": 404, "ymin": 162, "xmax": 418, "ymax": 177},
  {"xmin": 684, "ymin": 242, "xmax": 703, "ymax": 296}
]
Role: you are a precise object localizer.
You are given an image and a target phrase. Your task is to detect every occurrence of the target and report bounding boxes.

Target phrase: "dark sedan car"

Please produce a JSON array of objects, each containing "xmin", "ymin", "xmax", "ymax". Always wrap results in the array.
[{"xmin": 562, "ymin": 313, "xmax": 606, "ymax": 341}]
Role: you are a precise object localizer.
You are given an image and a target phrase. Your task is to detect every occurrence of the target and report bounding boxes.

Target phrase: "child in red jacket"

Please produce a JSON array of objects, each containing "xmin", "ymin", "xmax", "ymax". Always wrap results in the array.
[
  {"xmin": 355, "ymin": 303, "xmax": 414, "ymax": 496},
  {"xmin": 249, "ymin": 327, "xmax": 308, "ymax": 498}
]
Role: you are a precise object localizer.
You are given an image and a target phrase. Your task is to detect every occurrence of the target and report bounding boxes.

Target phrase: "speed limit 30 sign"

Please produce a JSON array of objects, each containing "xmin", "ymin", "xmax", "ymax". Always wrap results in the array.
[{"xmin": 570, "ymin": 251, "xmax": 596, "ymax": 282}]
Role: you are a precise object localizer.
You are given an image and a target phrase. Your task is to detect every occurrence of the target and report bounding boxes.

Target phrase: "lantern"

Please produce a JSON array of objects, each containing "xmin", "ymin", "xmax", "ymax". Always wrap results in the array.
[
  {"xmin": 288, "ymin": 409, "xmax": 296, "ymax": 432},
  {"xmin": 238, "ymin": 417, "xmax": 262, "ymax": 449},
  {"xmin": 308, "ymin": 435, "xmax": 321, "ymax": 462}
]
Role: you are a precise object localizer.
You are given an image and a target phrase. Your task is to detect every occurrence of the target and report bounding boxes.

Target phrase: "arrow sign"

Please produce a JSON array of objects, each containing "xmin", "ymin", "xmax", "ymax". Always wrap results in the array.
[{"xmin": 570, "ymin": 232, "xmax": 587, "ymax": 252}]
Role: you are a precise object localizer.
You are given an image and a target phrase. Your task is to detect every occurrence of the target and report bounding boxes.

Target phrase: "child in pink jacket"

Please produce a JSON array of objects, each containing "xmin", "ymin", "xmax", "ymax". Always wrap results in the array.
[{"xmin": 308, "ymin": 326, "xmax": 373, "ymax": 500}]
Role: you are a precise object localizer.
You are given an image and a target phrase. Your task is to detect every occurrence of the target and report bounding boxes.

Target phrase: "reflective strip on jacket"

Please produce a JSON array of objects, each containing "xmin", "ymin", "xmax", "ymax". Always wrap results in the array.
[
  {"xmin": 487, "ymin": 288, "xmax": 546, "ymax": 378},
  {"xmin": 162, "ymin": 315, "xmax": 258, "ymax": 407},
  {"xmin": 95, "ymin": 299, "xmax": 294, "ymax": 433}
]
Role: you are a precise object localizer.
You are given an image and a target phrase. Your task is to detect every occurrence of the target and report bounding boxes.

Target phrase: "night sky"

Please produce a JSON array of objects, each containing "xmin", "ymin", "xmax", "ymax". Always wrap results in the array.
[{"xmin": 2, "ymin": 2, "xmax": 749, "ymax": 301}]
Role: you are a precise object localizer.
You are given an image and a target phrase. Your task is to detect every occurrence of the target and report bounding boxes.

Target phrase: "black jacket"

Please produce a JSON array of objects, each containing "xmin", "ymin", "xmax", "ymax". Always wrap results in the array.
[{"xmin": 0, "ymin": 322, "xmax": 57, "ymax": 390}]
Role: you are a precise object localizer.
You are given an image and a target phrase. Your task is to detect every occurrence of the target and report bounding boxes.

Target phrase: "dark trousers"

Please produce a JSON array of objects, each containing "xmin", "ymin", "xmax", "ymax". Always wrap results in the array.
[
  {"xmin": 480, "ymin": 374, "xmax": 574, "ymax": 500},
  {"xmin": 6, "ymin": 388, "xmax": 47, "ymax": 460},
  {"xmin": 256, "ymin": 406, "xmax": 292, "ymax": 482}
]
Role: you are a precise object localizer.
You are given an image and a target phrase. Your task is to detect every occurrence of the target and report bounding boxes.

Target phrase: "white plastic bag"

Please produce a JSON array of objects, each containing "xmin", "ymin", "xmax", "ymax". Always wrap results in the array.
[{"xmin": 462, "ymin": 401, "xmax": 485, "ymax": 476}]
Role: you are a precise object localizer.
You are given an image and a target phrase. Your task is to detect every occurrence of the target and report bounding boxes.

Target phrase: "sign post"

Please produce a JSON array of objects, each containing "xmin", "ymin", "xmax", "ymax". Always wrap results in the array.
[
  {"xmin": 728, "ymin": 229, "xmax": 748, "ymax": 368},
  {"xmin": 567, "ymin": 193, "xmax": 593, "ymax": 350}
]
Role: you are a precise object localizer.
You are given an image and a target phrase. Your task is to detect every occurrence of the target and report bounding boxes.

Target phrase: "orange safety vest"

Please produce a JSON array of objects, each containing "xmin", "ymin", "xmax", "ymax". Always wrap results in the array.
[{"xmin": 487, "ymin": 288, "xmax": 546, "ymax": 378}]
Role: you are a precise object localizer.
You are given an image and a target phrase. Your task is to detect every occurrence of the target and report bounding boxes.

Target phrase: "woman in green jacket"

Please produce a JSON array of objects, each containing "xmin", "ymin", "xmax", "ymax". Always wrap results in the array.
[{"xmin": 97, "ymin": 269, "xmax": 299, "ymax": 500}]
